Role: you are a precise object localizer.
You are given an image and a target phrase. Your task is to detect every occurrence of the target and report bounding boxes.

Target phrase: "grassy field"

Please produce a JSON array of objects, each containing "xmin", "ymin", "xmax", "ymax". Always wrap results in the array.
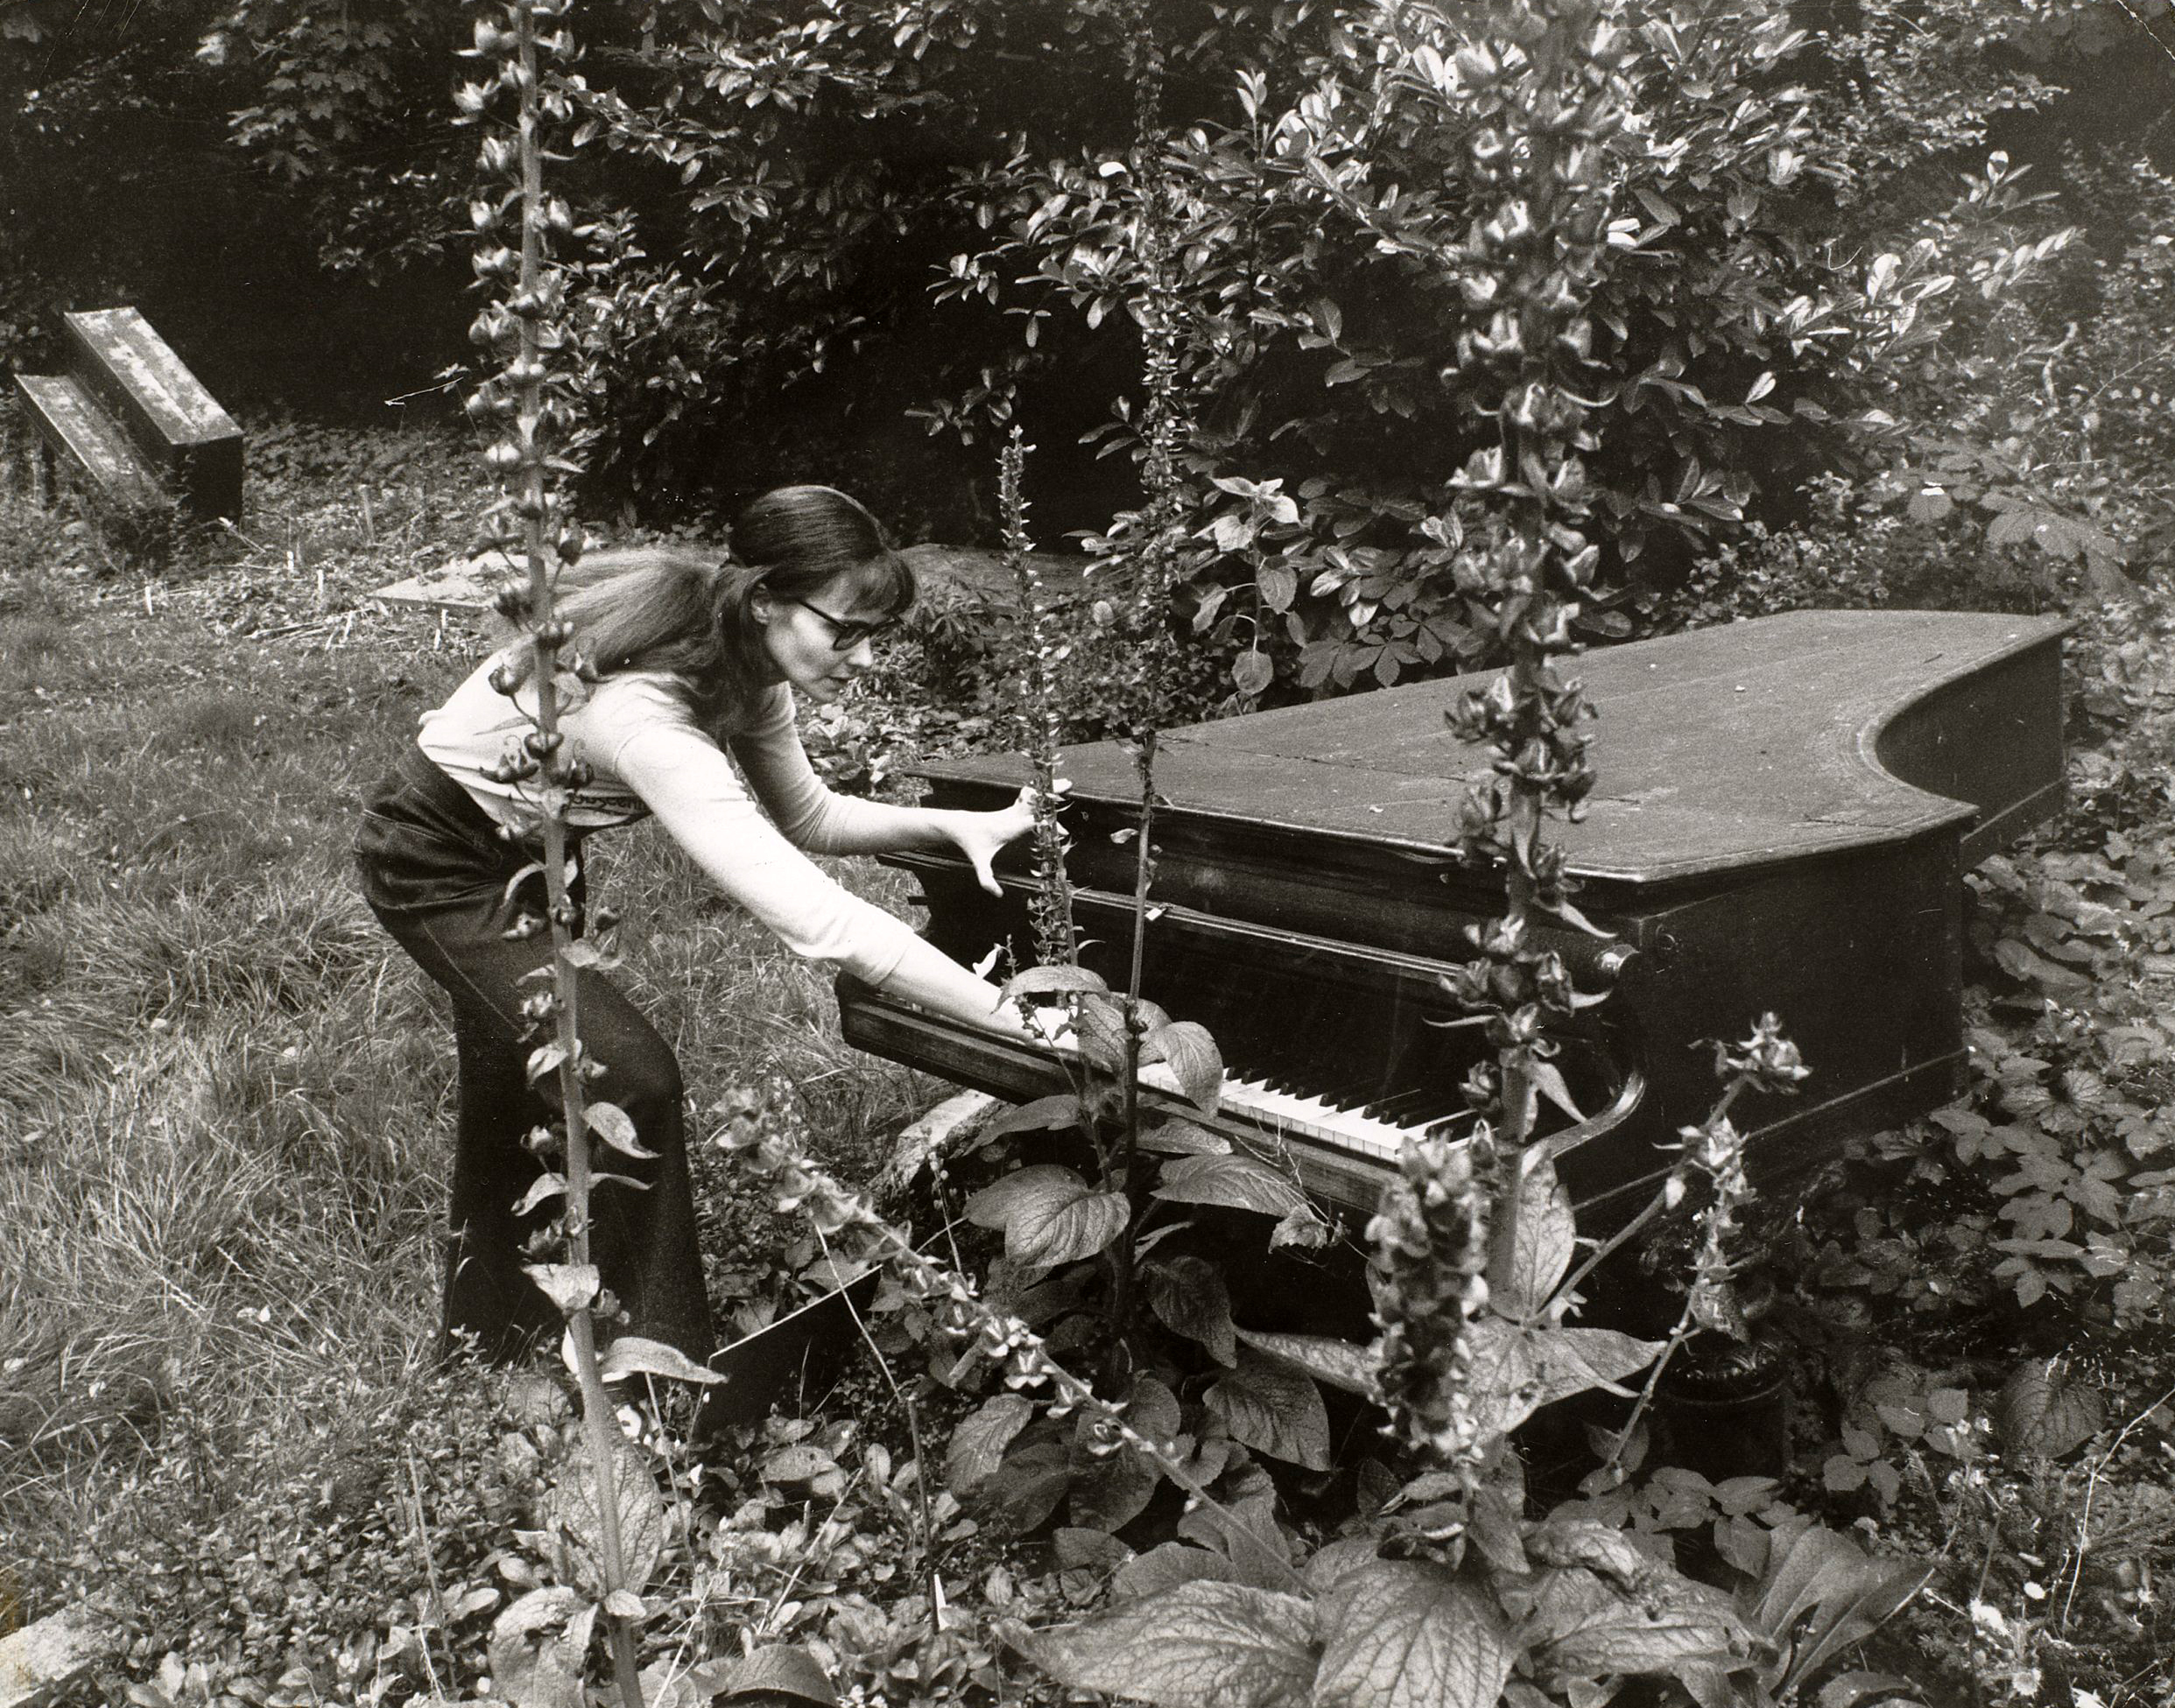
[{"xmin": 0, "ymin": 417, "xmax": 938, "ymax": 1664}]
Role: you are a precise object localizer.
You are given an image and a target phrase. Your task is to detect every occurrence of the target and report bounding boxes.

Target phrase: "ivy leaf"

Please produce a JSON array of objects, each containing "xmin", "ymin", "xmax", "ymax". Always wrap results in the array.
[
  {"xmin": 1153, "ymin": 1154, "xmax": 1307, "ymax": 1218},
  {"xmin": 1148, "ymin": 1021, "xmax": 1225, "ymax": 1114},
  {"xmin": 947, "ymin": 1393, "xmax": 1036, "ymax": 1498},
  {"xmin": 1231, "ymin": 1327, "xmax": 1378, "ymax": 1397},
  {"xmin": 1018, "ymin": 1582, "xmax": 1320, "ymax": 1708},
  {"xmin": 1143, "ymin": 1255, "xmax": 1239, "ymax": 1364},
  {"xmin": 964, "ymin": 1165, "xmax": 1130, "ymax": 1268},
  {"xmin": 1313, "ymin": 1561, "xmax": 1517, "ymax": 1708},
  {"xmin": 1207, "ymin": 1348, "xmax": 1332, "ymax": 1470},
  {"xmin": 597, "ymin": 1335, "xmax": 724, "ymax": 1386}
]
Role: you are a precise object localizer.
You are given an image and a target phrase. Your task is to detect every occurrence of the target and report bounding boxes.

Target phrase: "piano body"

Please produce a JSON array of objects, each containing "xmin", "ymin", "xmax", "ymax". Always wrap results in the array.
[{"xmin": 841, "ymin": 609, "xmax": 2071, "ymax": 1230}]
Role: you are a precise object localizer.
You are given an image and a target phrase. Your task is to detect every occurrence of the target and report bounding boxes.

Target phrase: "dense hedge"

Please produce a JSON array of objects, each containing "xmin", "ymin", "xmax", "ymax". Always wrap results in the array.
[{"xmin": 5, "ymin": 0, "xmax": 2173, "ymax": 701}]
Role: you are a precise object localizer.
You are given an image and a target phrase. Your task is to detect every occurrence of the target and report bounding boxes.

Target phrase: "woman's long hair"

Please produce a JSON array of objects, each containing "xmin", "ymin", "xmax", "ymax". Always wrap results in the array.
[{"xmin": 544, "ymin": 486, "xmax": 914, "ymax": 734}]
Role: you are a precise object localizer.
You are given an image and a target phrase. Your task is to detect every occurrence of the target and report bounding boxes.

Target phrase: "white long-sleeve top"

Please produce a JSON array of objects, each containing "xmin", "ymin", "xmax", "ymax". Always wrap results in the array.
[{"xmin": 417, "ymin": 656, "xmax": 925, "ymax": 985}]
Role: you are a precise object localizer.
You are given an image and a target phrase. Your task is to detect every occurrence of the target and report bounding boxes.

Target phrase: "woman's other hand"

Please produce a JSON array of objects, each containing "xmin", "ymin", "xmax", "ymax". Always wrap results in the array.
[{"xmin": 946, "ymin": 784, "xmax": 1044, "ymax": 896}]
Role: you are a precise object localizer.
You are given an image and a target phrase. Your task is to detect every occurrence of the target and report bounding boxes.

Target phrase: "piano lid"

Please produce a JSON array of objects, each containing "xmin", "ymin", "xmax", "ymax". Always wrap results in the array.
[{"xmin": 918, "ymin": 609, "xmax": 2071, "ymax": 886}]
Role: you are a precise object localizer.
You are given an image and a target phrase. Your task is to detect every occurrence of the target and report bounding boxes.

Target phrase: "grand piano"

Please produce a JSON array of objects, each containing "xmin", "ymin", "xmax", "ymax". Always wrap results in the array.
[{"xmin": 841, "ymin": 609, "xmax": 2071, "ymax": 1229}]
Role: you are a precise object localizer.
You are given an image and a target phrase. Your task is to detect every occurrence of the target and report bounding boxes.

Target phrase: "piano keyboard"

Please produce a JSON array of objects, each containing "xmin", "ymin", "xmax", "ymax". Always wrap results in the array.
[{"xmin": 1028, "ymin": 1008, "xmax": 1467, "ymax": 1164}]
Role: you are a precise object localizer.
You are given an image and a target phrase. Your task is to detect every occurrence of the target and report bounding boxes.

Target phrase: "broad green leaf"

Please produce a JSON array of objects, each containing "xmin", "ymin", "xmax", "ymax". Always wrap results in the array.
[
  {"xmin": 1113, "ymin": 1542, "xmax": 1244, "ymax": 1604},
  {"xmin": 1144, "ymin": 1255, "xmax": 1239, "ymax": 1364},
  {"xmin": 1004, "ymin": 964, "xmax": 1110, "ymax": 999},
  {"xmin": 1074, "ymin": 995, "xmax": 1131, "ymax": 1075},
  {"xmin": 546, "ymin": 1439, "xmax": 667, "ymax": 1596},
  {"xmin": 1231, "ymin": 1327, "xmax": 1377, "ymax": 1397},
  {"xmin": 1020, "ymin": 1582, "xmax": 1320, "ymax": 1708},
  {"xmin": 964, "ymin": 1164, "xmax": 1129, "ymax": 1268},
  {"xmin": 981, "ymin": 1093, "xmax": 1087, "ymax": 1143},
  {"xmin": 1150, "ymin": 1021, "xmax": 1225, "ymax": 1114},
  {"xmin": 699, "ymin": 1643, "xmax": 840, "ymax": 1706},
  {"xmin": 585, "ymin": 1100, "xmax": 658, "ymax": 1161},
  {"xmin": 489, "ymin": 1586, "xmax": 589, "ymax": 1708},
  {"xmin": 977, "ymin": 1430, "xmax": 1073, "ymax": 1532},
  {"xmin": 1207, "ymin": 1349, "xmax": 1332, "ymax": 1471},
  {"xmin": 1743, "ymin": 1524, "xmax": 1929, "ymax": 1689},
  {"xmin": 1527, "ymin": 1564, "xmax": 1754, "ymax": 1681},
  {"xmin": 523, "ymin": 1262, "xmax": 600, "ymax": 1317},
  {"xmin": 1153, "ymin": 1154, "xmax": 1307, "ymax": 1218},
  {"xmin": 1270, "ymin": 1202, "xmax": 1333, "ymax": 1249},
  {"xmin": 1464, "ymin": 1320, "xmax": 1661, "ymax": 1439},
  {"xmin": 1314, "ymin": 1561, "xmax": 1517, "ymax": 1708},
  {"xmin": 947, "ymin": 1393, "xmax": 1036, "ymax": 1497},
  {"xmin": 510, "ymin": 1171, "xmax": 567, "ymax": 1218},
  {"xmin": 1140, "ymin": 1118, "xmax": 1231, "ymax": 1156},
  {"xmin": 1069, "ymin": 1375, "xmax": 1180, "ymax": 1534},
  {"xmin": 1500, "ymin": 1156, "xmax": 1577, "ymax": 1316},
  {"xmin": 598, "ymin": 1335, "xmax": 723, "ymax": 1386}
]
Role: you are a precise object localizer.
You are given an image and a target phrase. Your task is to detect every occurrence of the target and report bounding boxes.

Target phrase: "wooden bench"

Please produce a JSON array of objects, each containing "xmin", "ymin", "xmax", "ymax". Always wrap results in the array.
[{"xmin": 12, "ymin": 308, "xmax": 243, "ymax": 527}]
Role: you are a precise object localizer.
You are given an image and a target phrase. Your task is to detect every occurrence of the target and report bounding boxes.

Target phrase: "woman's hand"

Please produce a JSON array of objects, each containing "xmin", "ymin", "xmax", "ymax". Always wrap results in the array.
[{"xmin": 946, "ymin": 785, "xmax": 1042, "ymax": 897}]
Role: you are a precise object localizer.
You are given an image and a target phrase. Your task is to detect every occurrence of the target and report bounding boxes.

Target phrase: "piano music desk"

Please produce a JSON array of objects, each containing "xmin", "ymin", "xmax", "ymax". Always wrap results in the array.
[{"xmin": 844, "ymin": 609, "xmax": 2071, "ymax": 1234}]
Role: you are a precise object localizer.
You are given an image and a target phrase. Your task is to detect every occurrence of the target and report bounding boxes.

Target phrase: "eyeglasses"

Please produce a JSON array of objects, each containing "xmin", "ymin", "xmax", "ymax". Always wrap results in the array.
[{"xmin": 789, "ymin": 598, "xmax": 898, "ymax": 653}]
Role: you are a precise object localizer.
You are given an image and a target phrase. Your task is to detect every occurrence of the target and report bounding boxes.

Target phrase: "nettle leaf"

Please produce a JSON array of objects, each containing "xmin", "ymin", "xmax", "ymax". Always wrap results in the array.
[
  {"xmin": 1151, "ymin": 1021, "xmax": 1225, "ymax": 1114},
  {"xmin": 1464, "ymin": 1320, "xmax": 1661, "ymax": 1439},
  {"xmin": 1313, "ymin": 1561, "xmax": 1517, "ymax": 1708},
  {"xmin": 947, "ymin": 1393, "xmax": 1037, "ymax": 1498},
  {"xmin": 1019, "ymin": 1582, "xmax": 1320, "ymax": 1708},
  {"xmin": 965, "ymin": 1165, "xmax": 1130, "ymax": 1269},
  {"xmin": 1500, "ymin": 1156, "xmax": 1578, "ymax": 1317},
  {"xmin": 1143, "ymin": 1255, "xmax": 1239, "ymax": 1364},
  {"xmin": 1232, "ymin": 1327, "xmax": 1378, "ymax": 1397},
  {"xmin": 1153, "ymin": 1154, "xmax": 1307, "ymax": 1218},
  {"xmin": 1207, "ymin": 1348, "xmax": 1332, "ymax": 1471}
]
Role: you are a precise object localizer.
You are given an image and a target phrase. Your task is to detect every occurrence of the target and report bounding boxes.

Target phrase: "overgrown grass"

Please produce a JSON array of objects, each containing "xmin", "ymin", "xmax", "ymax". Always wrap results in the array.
[{"xmin": 0, "ymin": 419, "xmax": 935, "ymax": 1675}]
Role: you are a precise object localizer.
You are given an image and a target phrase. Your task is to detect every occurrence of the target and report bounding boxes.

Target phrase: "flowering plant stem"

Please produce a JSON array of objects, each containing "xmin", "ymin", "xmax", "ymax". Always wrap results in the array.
[{"xmin": 463, "ymin": 4, "xmax": 643, "ymax": 1702}]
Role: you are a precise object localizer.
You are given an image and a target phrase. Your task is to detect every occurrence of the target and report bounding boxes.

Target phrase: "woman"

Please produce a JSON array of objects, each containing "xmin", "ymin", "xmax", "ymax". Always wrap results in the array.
[{"xmin": 355, "ymin": 486, "xmax": 1031, "ymax": 1367}]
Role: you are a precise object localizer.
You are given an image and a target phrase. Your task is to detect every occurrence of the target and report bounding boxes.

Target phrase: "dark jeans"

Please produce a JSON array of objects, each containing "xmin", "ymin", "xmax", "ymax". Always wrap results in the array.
[{"xmin": 355, "ymin": 746, "xmax": 715, "ymax": 1367}]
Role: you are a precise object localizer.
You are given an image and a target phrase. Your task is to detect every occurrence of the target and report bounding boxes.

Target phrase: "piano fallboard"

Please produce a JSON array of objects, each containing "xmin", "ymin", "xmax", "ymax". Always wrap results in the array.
[{"xmin": 844, "ymin": 609, "xmax": 2070, "ymax": 1228}]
